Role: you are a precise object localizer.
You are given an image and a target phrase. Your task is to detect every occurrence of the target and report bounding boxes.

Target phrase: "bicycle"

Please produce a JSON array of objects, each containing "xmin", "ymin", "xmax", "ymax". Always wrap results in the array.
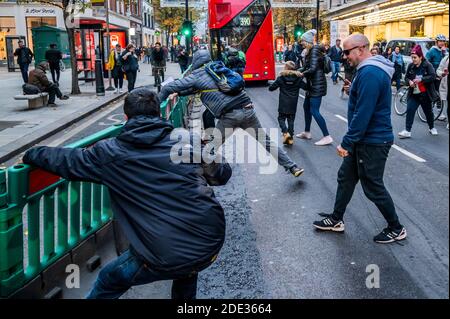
[
  {"xmin": 393, "ymin": 85, "xmax": 443, "ymax": 122},
  {"xmin": 152, "ymin": 66, "xmax": 165, "ymax": 93}
]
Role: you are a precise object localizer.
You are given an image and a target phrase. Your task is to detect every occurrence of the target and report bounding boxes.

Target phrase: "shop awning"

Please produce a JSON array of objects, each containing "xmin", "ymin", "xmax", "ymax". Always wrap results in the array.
[{"xmin": 331, "ymin": 0, "xmax": 449, "ymax": 26}]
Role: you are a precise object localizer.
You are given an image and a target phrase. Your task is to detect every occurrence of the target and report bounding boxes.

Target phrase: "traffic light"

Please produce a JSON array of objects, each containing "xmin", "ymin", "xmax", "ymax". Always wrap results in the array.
[
  {"xmin": 294, "ymin": 25, "xmax": 303, "ymax": 38},
  {"xmin": 181, "ymin": 20, "xmax": 193, "ymax": 37}
]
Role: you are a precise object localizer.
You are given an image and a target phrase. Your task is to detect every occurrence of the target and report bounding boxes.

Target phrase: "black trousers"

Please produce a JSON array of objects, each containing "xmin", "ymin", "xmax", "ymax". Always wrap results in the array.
[
  {"xmin": 113, "ymin": 66, "xmax": 124, "ymax": 89},
  {"xmin": 44, "ymin": 84, "xmax": 63, "ymax": 104},
  {"xmin": 19, "ymin": 63, "xmax": 29, "ymax": 83},
  {"xmin": 50, "ymin": 64, "xmax": 60, "ymax": 83},
  {"xmin": 126, "ymin": 70, "xmax": 137, "ymax": 92},
  {"xmin": 278, "ymin": 113, "xmax": 296, "ymax": 136},
  {"xmin": 332, "ymin": 143, "xmax": 402, "ymax": 230}
]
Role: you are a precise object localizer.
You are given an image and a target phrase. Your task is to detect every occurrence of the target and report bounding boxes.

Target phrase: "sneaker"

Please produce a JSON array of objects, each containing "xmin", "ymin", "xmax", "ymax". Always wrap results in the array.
[
  {"xmin": 282, "ymin": 132, "xmax": 291, "ymax": 145},
  {"xmin": 373, "ymin": 227, "xmax": 407, "ymax": 244},
  {"xmin": 314, "ymin": 135, "xmax": 333, "ymax": 146},
  {"xmin": 48, "ymin": 102, "xmax": 57, "ymax": 107},
  {"xmin": 296, "ymin": 131, "xmax": 312, "ymax": 140},
  {"xmin": 313, "ymin": 214, "xmax": 345, "ymax": 232},
  {"xmin": 289, "ymin": 166, "xmax": 304, "ymax": 177},
  {"xmin": 59, "ymin": 95, "xmax": 69, "ymax": 100},
  {"xmin": 429, "ymin": 128, "xmax": 438, "ymax": 136},
  {"xmin": 114, "ymin": 88, "xmax": 119, "ymax": 94},
  {"xmin": 398, "ymin": 130, "xmax": 411, "ymax": 139},
  {"xmin": 119, "ymin": 88, "xmax": 123, "ymax": 93}
]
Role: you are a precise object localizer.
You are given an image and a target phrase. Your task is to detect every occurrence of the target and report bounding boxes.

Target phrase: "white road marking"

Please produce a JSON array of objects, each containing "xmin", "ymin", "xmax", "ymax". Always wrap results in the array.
[
  {"xmin": 334, "ymin": 114, "xmax": 427, "ymax": 163},
  {"xmin": 391, "ymin": 144, "xmax": 427, "ymax": 163},
  {"xmin": 47, "ymin": 101, "xmax": 124, "ymax": 147}
]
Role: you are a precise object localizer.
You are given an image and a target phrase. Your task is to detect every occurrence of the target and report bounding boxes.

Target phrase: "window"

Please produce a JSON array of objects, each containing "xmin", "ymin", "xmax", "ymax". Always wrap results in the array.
[
  {"xmin": 210, "ymin": 0, "xmax": 271, "ymax": 59},
  {"xmin": 0, "ymin": 17, "xmax": 16, "ymax": 63}
]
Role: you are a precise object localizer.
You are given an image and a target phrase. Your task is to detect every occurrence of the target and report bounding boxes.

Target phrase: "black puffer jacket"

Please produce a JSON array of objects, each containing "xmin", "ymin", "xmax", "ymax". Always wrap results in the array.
[
  {"xmin": 23, "ymin": 116, "xmax": 232, "ymax": 273},
  {"xmin": 300, "ymin": 45, "xmax": 327, "ymax": 97},
  {"xmin": 269, "ymin": 70, "xmax": 306, "ymax": 114},
  {"xmin": 160, "ymin": 50, "xmax": 252, "ymax": 118},
  {"xmin": 405, "ymin": 59, "xmax": 439, "ymax": 102}
]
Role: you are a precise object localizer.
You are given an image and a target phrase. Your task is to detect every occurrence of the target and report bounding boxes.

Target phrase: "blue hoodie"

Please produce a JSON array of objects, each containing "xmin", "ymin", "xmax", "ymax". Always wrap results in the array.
[{"xmin": 341, "ymin": 55, "xmax": 395, "ymax": 151}]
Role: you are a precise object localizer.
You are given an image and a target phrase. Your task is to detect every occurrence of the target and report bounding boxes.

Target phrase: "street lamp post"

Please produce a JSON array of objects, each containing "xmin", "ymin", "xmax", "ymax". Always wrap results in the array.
[
  {"xmin": 105, "ymin": 0, "xmax": 115, "ymax": 91},
  {"xmin": 185, "ymin": 0, "xmax": 190, "ymax": 57},
  {"xmin": 316, "ymin": 0, "xmax": 320, "ymax": 41}
]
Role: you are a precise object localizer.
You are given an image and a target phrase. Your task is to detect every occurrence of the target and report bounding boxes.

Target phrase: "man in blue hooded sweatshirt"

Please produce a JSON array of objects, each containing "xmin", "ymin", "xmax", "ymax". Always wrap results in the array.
[{"xmin": 313, "ymin": 34, "xmax": 407, "ymax": 244}]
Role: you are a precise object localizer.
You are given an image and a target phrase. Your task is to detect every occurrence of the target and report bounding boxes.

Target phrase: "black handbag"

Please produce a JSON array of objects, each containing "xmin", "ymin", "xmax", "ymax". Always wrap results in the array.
[{"xmin": 22, "ymin": 83, "xmax": 41, "ymax": 95}]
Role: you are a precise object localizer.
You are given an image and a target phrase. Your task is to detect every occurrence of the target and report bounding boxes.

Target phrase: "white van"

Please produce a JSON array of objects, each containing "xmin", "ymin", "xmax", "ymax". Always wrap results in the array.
[{"xmin": 385, "ymin": 37, "xmax": 435, "ymax": 68}]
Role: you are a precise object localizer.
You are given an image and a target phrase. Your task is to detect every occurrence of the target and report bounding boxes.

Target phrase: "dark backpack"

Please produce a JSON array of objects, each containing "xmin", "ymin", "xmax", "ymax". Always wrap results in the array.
[
  {"xmin": 22, "ymin": 83, "xmax": 41, "ymax": 95},
  {"xmin": 204, "ymin": 61, "xmax": 245, "ymax": 95}
]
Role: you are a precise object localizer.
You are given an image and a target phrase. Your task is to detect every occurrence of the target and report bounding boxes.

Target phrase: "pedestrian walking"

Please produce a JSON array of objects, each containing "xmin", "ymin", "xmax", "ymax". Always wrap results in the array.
[
  {"xmin": 178, "ymin": 48, "xmax": 189, "ymax": 74},
  {"xmin": 160, "ymin": 49, "xmax": 305, "ymax": 177},
  {"xmin": 14, "ymin": 40, "xmax": 34, "ymax": 83},
  {"xmin": 296, "ymin": 29, "xmax": 333, "ymax": 146},
  {"xmin": 436, "ymin": 54, "xmax": 449, "ymax": 128},
  {"xmin": 45, "ymin": 43, "xmax": 63, "ymax": 85},
  {"xmin": 328, "ymin": 39, "xmax": 343, "ymax": 84},
  {"xmin": 28, "ymin": 61, "xmax": 69, "ymax": 106},
  {"xmin": 269, "ymin": 61, "xmax": 306, "ymax": 145},
  {"xmin": 313, "ymin": 34, "xmax": 407, "ymax": 244},
  {"xmin": 121, "ymin": 44, "xmax": 140, "ymax": 92},
  {"xmin": 398, "ymin": 45, "xmax": 440, "ymax": 138},
  {"xmin": 390, "ymin": 46, "xmax": 405, "ymax": 92},
  {"xmin": 339, "ymin": 58, "xmax": 356, "ymax": 98},
  {"xmin": 108, "ymin": 44, "xmax": 125, "ymax": 93},
  {"xmin": 284, "ymin": 45, "xmax": 297, "ymax": 63},
  {"xmin": 22, "ymin": 88, "xmax": 232, "ymax": 299}
]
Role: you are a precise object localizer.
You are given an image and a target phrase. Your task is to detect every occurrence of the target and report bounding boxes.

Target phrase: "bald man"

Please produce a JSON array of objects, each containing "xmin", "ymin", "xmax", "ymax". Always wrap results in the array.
[{"xmin": 313, "ymin": 34, "xmax": 407, "ymax": 244}]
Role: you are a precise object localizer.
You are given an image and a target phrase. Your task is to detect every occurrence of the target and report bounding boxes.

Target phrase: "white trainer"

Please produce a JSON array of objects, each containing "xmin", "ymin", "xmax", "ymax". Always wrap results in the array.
[
  {"xmin": 398, "ymin": 130, "xmax": 411, "ymax": 138},
  {"xmin": 429, "ymin": 128, "xmax": 438, "ymax": 135},
  {"xmin": 314, "ymin": 135, "xmax": 334, "ymax": 146},
  {"xmin": 296, "ymin": 131, "xmax": 312, "ymax": 139}
]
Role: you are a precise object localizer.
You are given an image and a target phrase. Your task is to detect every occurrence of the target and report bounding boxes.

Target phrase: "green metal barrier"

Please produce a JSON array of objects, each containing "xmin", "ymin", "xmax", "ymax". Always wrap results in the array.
[{"xmin": 0, "ymin": 96, "xmax": 189, "ymax": 297}]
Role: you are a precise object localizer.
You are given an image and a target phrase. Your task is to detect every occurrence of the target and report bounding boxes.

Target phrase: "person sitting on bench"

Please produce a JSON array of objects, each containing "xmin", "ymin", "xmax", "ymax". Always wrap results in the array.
[{"xmin": 28, "ymin": 61, "xmax": 69, "ymax": 106}]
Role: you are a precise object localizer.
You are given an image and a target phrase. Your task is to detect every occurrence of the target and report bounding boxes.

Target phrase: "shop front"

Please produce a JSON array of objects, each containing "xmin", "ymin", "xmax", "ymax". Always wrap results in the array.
[
  {"xmin": 0, "ymin": 2, "xmax": 64, "ymax": 68},
  {"xmin": 327, "ymin": 0, "xmax": 449, "ymax": 46}
]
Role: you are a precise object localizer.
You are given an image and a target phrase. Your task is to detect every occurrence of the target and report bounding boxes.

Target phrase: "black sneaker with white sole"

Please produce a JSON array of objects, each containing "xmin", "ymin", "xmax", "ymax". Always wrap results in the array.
[
  {"xmin": 313, "ymin": 214, "xmax": 345, "ymax": 232},
  {"xmin": 373, "ymin": 227, "xmax": 407, "ymax": 244}
]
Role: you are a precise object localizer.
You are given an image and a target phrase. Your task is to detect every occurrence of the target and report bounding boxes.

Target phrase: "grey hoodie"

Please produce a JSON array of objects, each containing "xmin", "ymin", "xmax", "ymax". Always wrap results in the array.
[{"xmin": 357, "ymin": 55, "xmax": 395, "ymax": 79}]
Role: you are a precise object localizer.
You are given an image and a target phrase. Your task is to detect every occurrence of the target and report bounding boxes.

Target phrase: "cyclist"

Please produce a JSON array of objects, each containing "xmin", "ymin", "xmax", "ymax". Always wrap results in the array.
[
  {"xmin": 151, "ymin": 42, "xmax": 166, "ymax": 86},
  {"xmin": 398, "ymin": 45, "xmax": 440, "ymax": 138}
]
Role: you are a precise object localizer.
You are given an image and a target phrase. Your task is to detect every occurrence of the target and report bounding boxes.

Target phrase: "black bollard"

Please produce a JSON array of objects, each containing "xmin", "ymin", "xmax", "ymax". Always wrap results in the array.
[{"xmin": 95, "ymin": 59, "xmax": 105, "ymax": 96}]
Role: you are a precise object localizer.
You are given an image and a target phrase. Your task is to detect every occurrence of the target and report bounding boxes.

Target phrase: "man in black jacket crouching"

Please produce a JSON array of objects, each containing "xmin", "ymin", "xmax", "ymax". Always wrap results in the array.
[{"xmin": 23, "ymin": 88, "xmax": 232, "ymax": 299}]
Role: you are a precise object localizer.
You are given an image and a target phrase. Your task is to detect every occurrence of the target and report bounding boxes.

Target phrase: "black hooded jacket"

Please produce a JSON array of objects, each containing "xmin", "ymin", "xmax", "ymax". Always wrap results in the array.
[
  {"xmin": 269, "ymin": 70, "xmax": 306, "ymax": 114},
  {"xmin": 300, "ymin": 45, "xmax": 327, "ymax": 97},
  {"xmin": 23, "ymin": 116, "xmax": 232, "ymax": 273}
]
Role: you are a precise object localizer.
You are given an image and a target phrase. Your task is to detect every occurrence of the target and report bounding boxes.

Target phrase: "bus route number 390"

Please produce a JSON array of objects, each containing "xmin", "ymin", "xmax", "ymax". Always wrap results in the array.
[{"xmin": 239, "ymin": 16, "xmax": 251, "ymax": 26}]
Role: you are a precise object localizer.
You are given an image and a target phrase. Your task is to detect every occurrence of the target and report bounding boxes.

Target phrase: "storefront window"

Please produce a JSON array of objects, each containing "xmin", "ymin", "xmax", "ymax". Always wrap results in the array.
[
  {"xmin": 0, "ymin": 17, "xmax": 16, "ymax": 65},
  {"xmin": 26, "ymin": 17, "xmax": 56, "ymax": 51}
]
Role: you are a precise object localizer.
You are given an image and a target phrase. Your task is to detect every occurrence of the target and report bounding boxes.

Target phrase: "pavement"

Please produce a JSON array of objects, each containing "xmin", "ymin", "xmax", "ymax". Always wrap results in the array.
[
  {"xmin": 4, "ymin": 62, "xmax": 448, "ymax": 299},
  {"xmin": 0, "ymin": 61, "xmax": 182, "ymax": 164}
]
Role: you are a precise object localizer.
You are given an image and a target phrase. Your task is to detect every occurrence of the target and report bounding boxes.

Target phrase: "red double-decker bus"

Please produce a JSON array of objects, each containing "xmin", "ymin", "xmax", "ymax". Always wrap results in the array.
[{"xmin": 208, "ymin": 0, "xmax": 276, "ymax": 82}]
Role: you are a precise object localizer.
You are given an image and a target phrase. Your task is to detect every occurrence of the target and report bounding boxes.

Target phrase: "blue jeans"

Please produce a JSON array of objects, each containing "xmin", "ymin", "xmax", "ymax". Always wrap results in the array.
[
  {"xmin": 331, "ymin": 61, "xmax": 341, "ymax": 82},
  {"xmin": 19, "ymin": 63, "xmax": 29, "ymax": 83},
  {"xmin": 87, "ymin": 249, "xmax": 199, "ymax": 299},
  {"xmin": 303, "ymin": 96, "xmax": 330, "ymax": 137}
]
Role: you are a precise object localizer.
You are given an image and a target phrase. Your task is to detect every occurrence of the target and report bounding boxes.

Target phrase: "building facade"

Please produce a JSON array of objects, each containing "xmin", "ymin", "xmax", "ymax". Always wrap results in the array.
[{"xmin": 326, "ymin": 0, "xmax": 449, "ymax": 45}]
